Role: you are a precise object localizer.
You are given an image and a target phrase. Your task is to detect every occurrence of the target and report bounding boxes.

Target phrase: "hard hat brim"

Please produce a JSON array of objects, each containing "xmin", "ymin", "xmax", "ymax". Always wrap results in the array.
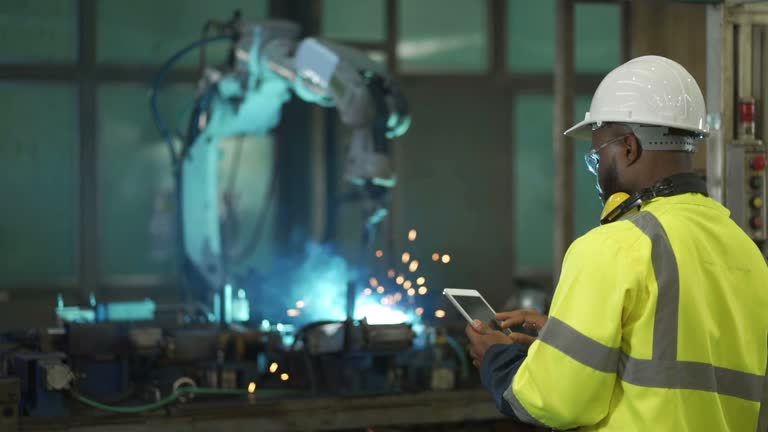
[
  {"xmin": 563, "ymin": 118, "xmax": 593, "ymax": 140},
  {"xmin": 563, "ymin": 118, "xmax": 710, "ymax": 141}
]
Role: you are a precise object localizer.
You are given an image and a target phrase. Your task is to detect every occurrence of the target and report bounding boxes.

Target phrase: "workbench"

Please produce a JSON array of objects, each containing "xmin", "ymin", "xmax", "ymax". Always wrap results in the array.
[{"xmin": 21, "ymin": 389, "xmax": 540, "ymax": 432}]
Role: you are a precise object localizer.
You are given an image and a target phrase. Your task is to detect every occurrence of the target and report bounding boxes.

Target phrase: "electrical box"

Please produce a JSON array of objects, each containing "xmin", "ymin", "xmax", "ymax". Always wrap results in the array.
[{"xmin": 726, "ymin": 143, "xmax": 767, "ymax": 242}]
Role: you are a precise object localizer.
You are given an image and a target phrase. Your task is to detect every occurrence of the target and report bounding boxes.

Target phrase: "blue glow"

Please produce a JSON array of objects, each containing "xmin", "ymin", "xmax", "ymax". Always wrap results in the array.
[
  {"xmin": 104, "ymin": 299, "xmax": 155, "ymax": 321},
  {"xmin": 56, "ymin": 307, "xmax": 95, "ymax": 323},
  {"xmin": 213, "ymin": 293, "xmax": 221, "ymax": 323},
  {"xmin": 255, "ymin": 242, "xmax": 353, "ymax": 326},
  {"xmin": 224, "ymin": 284, "xmax": 233, "ymax": 323},
  {"xmin": 245, "ymin": 241, "xmax": 420, "ymax": 328}
]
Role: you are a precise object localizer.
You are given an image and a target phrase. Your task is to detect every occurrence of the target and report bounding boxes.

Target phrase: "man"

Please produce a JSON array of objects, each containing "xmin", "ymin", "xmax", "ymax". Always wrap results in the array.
[{"xmin": 466, "ymin": 55, "xmax": 768, "ymax": 431}]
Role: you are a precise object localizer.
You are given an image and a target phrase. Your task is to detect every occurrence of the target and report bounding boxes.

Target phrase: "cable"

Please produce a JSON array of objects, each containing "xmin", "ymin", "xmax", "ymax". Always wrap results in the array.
[
  {"xmin": 443, "ymin": 335, "xmax": 470, "ymax": 380},
  {"xmin": 71, "ymin": 387, "xmax": 247, "ymax": 414},
  {"xmin": 150, "ymin": 35, "xmax": 231, "ymax": 170}
]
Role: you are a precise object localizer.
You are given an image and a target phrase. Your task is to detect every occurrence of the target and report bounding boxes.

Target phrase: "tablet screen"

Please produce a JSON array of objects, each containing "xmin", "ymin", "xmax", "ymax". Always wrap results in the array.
[{"xmin": 453, "ymin": 295, "xmax": 497, "ymax": 328}]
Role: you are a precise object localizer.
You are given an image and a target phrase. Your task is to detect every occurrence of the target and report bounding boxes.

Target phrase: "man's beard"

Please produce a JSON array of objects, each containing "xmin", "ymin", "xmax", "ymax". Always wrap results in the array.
[{"xmin": 597, "ymin": 157, "xmax": 621, "ymax": 204}]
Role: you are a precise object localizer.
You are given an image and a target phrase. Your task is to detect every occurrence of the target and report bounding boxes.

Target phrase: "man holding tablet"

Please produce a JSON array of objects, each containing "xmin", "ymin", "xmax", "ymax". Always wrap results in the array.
[{"xmin": 465, "ymin": 56, "xmax": 768, "ymax": 431}]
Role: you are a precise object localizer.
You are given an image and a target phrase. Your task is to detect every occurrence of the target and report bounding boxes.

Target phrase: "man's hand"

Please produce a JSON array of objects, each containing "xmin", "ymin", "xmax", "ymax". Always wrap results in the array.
[
  {"xmin": 465, "ymin": 320, "xmax": 514, "ymax": 368},
  {"xmin": 495, "ymin": 309, "xmax": 548, "ymax": 346}
]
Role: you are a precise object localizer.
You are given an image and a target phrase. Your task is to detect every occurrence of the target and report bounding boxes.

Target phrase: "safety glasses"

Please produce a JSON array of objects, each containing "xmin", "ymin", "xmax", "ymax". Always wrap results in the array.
[{"xmin": 584, "ymin": 134, "xmax": 630, "ymax": 175}]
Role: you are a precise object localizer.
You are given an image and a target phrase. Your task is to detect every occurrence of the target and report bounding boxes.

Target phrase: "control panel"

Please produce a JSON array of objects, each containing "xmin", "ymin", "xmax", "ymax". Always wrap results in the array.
[{"xmin": 726, "ymin": 143, "xmax": 768, "ymax": 245}]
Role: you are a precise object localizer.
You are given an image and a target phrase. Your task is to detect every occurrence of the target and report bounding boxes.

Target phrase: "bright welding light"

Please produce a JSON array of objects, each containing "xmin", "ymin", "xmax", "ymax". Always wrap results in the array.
[
  {"xmin": 296, "ymin": 300, "xmax": 305, "ymax": 309},
  {"xmin": 376, "ymin": 286, "xmax": 385, "ymax": 294},
  {"xmin": 435, "ymin": 309, "xmax": 446, "ymax": 318},
  {"xmin": 441, "ymin": 254, "xmax": 451, "ymax": 264},
  {"xmin": 408, "ymin": 229, "xmax": 417, "ymax": 241},
  {"xmin": 354, "ymin": 302, "xmax": 410, "ymax": 324},
  {"xmin": 415, "ymin": 307, "xmax": 424, "ymax": 315},
  {"xmin": 363, "ymin": 288, "xmax": 372, "ymax": 295},
  {"xmin": 369, "ymin": 277, "xmax": 379, "ymax": 287},
  {"xmin": 280, "ymin": 373, "xmax": 289, "ymax": 381},
  {"xmin": 269, "ymin": 362, "xmax": 279, "ymax": 373},
  {"xmin": 403, "ymin": 280, "xmax": 413, "ymax": 289},
  {"xmin": 394, "ymin": 292, "xmax": 402, "ymax": 301},
  {"xmin": 287, "ymin": 309, "xmax": 300, "ymax": 317},
  {"xmin": 396, "ymin": 275, "xmax": 405, "ymax": 285},
  {"xmin": 418, "ymin": 286, "xmax": 428, "ymax": 295},
  {"xmin": 387, "ymin": 269, "xmax": 396, "ymax": 278},
  {"xmin": 432, "ymin": 253, "xmax": 440, "ymax": 262},
  {"xmin": 407, "ymin": 288, "xmax": 416, "ymax": 296},
  {"xmin": 401, "ymin": 252, "xmax": 411, "ymax": 263},
  {"xmin": 375, "ymin": 250, "xmax": 384, "ymax": 258},
  {"xmin": 416, "ymin": 277, "xmax": 426, "ymax": 285},
  {"xmin": 408, "ymin": 260, "xmax": 419, "ymax": 272},
  {"xmin": 248, "ymin": 382, "xmax": 256, "ymax": 393}
]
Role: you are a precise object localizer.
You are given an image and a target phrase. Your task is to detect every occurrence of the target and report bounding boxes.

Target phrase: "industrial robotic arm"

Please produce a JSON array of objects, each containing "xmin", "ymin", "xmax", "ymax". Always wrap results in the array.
[{"xmin": 177, "ymin": 20, "xmax": 410, "ymax": 291}]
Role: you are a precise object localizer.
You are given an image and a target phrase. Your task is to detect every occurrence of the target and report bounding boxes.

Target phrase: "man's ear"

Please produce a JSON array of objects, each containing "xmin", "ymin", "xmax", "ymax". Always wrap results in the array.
[{"xmin": 623, "ymin": 134, "xmax": 642, "ymax": 166}]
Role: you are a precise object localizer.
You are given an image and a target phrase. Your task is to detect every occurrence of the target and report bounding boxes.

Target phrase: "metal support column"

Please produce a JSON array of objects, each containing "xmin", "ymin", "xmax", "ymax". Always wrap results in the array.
[{"xmin": 553, "ymin": 0, "xmax": 575, "ymax": 284}]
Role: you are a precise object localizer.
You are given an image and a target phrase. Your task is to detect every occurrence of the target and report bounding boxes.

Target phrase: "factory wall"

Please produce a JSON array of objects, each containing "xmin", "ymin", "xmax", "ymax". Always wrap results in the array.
[{"xmin": 0, "ymin": 0, "xmax": 710, "ymax": 324}]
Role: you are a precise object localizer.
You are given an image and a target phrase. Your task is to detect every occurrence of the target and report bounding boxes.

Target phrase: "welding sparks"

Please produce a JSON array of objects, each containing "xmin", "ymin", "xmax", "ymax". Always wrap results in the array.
[
  {"xmin": 435, "ymin": 309, "xmax": 446, "ymax": 318},
  {"xmin": 287, "ymin": 309, "xmax": 300, "ymax": 317},
  {"xmin": 364, "ymin": 288, "xmax": 372, "ymax": 295},
  {"xmin": 408, "ymin": 229, "xmax": 417, "ymax": 241},
  {"xmin": 416, "ymin": 277, "xmax": 426, "ymax": 285},
  {"xmin": 369, "ymin": 277, "xmax": 379, "ymax": 287},
  {"xmin": 408, "ymin": 260, "xmax": 419, "ymax": 272},
  {"xmin": 403, "ymin": 280, "xmax": 413, "ymax": 289},
  {"xmin": 415, "ymin": 307, "xmax": 424, "ymax": 315},
  {"xmin": 248, "ymin": 382, "xmax": 256, "ymax": 393},
  {"xmin": 441, "ymin": 254, "xmax": 451, "ymax": 264},
  {"xmin": 394, "ymin": 292, "xmax": 402, "ymax": 301},
  {"xmin": 296, "ymin": 300, "xmax": 305, "ymax": 309},
  {"xmin": 375, "ymin": 250, "xmax": 384, "ymax": 258},
  {"xmin": 418, "ymin": 286, "xmax": 428, "ymax": 295},
  {"xmin": 401, "ymin": 252, "xmax": 411, "ymax": 263},
  {"xmin": 432, "ymin": 253, "xmax": 440, "ymax": 261},
  {"xmin": 376, "ymin": 286, "xmax": 385, "ymax": 294},
  {"xmin": 269, "ymin": 362, "xmax": 279, "ymax": 373},
  {"xmin": 396, "ymin": 275, "xmax": 405, "ymax": 285},
  {"xmin": 407, "ymin": 288, "xmax": 416, "ymax": 296},
  {"xmin": 280, "ymin": 373, "xmax": 289, "ymax": 381},
  {"xmin": 387, "ymin": 269, "xmax": 396, "ymax": 278}
]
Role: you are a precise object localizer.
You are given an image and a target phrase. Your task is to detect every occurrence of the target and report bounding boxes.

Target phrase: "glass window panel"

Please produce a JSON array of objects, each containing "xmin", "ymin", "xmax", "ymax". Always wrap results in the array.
[
  {"xmin": 367, "ymin": 50, "xmax": 387, "ymax": 65},
  {"xmin": 97, "ymin": 84, "xmax": 195, "ymax": 279},
  {"xmin": 513, "ymin": 93, "xmax": 601, "ymax": 272},
  {"xmin": 575, "ymin": 3, "xmax": 621, "ymax": 73},
  {"xmin": 322, "ymin": 0, "xmax": 385, "ymax": 42},
  {"xmin": 507, "ymin": 0, "xmax": 621, "ymax": 73},
  {"xmin": 0, "ymin": 83, "xmax": 78, "ymax": 284},
  {"xmin": 0, "ymin": 0, "xmax": 77, "ymax": 63},
  {"xmin": 398, "ymin": 0, "xmax": 487, "ymax": 73},
  {"xmin": 513, "ymin": 94, "xmax": 554, "ymax": 271},
  {"xmin": 97, "ymin": 0, "xmax": 268, "ymax": 66},
  {"xmin": 507, "ymin": 0, "xmax": 555, "ymax": 73}
]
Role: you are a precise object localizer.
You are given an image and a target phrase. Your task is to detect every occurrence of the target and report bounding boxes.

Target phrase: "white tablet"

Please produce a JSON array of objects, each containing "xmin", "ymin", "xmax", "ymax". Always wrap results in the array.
[{"xmin": 443, "ymin": 288, "xmax": 511, "ymax": 335}]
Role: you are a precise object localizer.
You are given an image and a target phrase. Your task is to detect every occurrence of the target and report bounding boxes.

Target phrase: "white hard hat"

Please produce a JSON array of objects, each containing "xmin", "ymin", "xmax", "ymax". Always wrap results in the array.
[{"xmin": 564, "ymin": 55, "xmax": 709, "ymax": 140}]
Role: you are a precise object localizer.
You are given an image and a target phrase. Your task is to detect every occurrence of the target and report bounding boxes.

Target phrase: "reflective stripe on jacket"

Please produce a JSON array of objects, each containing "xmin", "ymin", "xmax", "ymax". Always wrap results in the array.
[{"xmin": 500, "ymin": 193, "xmax": 768, "ymax": 431}]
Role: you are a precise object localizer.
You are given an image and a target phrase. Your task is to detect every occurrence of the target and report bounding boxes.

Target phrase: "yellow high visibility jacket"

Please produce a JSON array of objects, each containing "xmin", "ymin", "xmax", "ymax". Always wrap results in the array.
[{"xmin": 502, "ymin": 193, "xmax": 768, "ymax": 430}]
